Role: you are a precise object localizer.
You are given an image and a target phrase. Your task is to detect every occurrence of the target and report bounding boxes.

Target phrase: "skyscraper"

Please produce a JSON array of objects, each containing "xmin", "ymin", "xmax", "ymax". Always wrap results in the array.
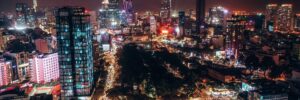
[
  {"xmin": 33, "ymin": 0, "xmax": 38, "ymax": 12},
  {"xmin": 15, "ymin": 3, "xmax": 29, "ymax": 28},
  {"xmin": 266, "ymin": 4, "xmax": 278, "ymax": 32},
  {"xmin": 207, "ymin": 6, "xmax": 227, "ymax": 35},
  {"xmin": 277, "ymin": 4, "xmax": 293, "ymax": 32},
  {"xmin": 99, "ymin": 0, "xmax": 121, "ymax": 29},
  {"xmin": 56, "ymin": 7, "xmax": 93, "ymax": 99},
  {"xmin": 160, "ymin": 0, "xmax": 171, "ymax": 22},
  {"xmin": 123, "ymin": 0, "xmax": 134, "ymax": 24},
  {"xmin": 196, "ymin": 0, "xmax": 205, "ymax": 35},
  {"xmin": 207, "ymin": 6, "xmax": 227, "ymax": 26}
]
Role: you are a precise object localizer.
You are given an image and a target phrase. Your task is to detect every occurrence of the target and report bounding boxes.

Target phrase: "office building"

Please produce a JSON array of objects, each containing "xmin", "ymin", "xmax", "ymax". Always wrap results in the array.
[
  {"xmin": 122, "ymin": 0, "xmax": 134, "ymax": 24},
  {"xmin": 56, "ymin": 7, "xmax": 93, "ymax": 99},
  {"xmin": 99, "ymin": 0, "xmax": 121, "ymax": 30},
  {"xmin": 160, "ymin": 0, "xmax": 172, "ymax": 22},
  {"xmin": 196, "ymin": 0, "xmax": 205, "ymax": 35},
  {"xmin": 207, "ymin": 6, "xmax": 228, "ymax": 35},
  {"xmin": 33, "ymin": 0, "xmax": 38, "ymax": 12},
  {"xmin": 207, "ymin": 6, "xmax": 227, "ymax": 26},
  {"xmin": 277, "ymin": 4, "xmax": 293, "ymax": 32},
  {"xmin": 16, "ymin": 3, "xmax": 29, "ymax": 28},
  {"xmin": 30, "ymin": 53, "xmax": 59, "ymax": 84},
  {"xmin": 15, "ymin": 3, "xmax": 35, "ymax": 28},
  {"xmin": 266, "ymin": 4, "xmax": 278, "ymax": 32}
]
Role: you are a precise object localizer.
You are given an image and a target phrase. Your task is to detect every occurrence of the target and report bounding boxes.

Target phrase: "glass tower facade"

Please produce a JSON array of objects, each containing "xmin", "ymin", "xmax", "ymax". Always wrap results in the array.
[
  {"xmin": 99, "ymin": 0, "xmax": 121, "ymax": 30},
  {"xmin": 56, "ymin": 7, "xmax": 93, "ymax": 99}
]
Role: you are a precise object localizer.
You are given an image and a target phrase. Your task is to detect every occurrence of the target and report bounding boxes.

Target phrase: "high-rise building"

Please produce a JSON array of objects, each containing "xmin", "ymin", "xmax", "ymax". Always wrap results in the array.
[
  {"xmin": 149, "ymin": 16, "xmax": 157, "ymax": 34},
  {"xmin": 277, "ymin": 4, "xmax": 293, "ymax": 32},
  {"xmin": 30, "ymin": 53, "xmax": 59, "ymax": 84},
  {"xmin": 15, "ymin": 3, "xmax": 35, "ymax": 28},
  {"xmin": 266, "ymin": 4, "xmax": 278, "ymax": 32},
  {"xmin": 0, "ymin": 59, "xmax": 12, "ymax": 87},
  {"xmin": 160, "ymin": 0, "xmax": 172, "ymax": 22},
  {"xmin": 0, "ymin": 14, "xmax": 11, "ymax": 28},
  {"xmin": 33, "ymin": 0, "xmax": 38, "ymax": 12},
  {"xmin": 207, "ymin": 6, "xmax": 228, "ymax": 35},
  {"xmin": 178, "ymin": 11, "xmax": 185, "ymax": 27},
  {"xmin": 196, "ymin": 0, "xmax": 205, "ymax": 35},
  {"xmin": 56, "ymin": 7, "xmax": 93, "ymax": 99},
  {"xmin": 208, "ymin": 6, "xmax": 227, "ymax": 26},
  {"xmin": 99, "ymin": 0, "xmax": 121, "ymax": 30},
  {"xmin": 16, "ymin": 3, "xmax": 29, "ymax": 28},
  {"xmin": 123, "ymin": 0, "xmax": 134, "ymax": 24},
  {"xmin": 295, "ymin": 14, "xmax": 300, "ymax": 32}
]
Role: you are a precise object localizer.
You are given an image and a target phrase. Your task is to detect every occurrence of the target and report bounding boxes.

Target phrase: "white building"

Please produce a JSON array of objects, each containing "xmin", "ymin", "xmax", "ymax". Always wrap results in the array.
[{"xmin": 30, "ymin": 53, "xmax": 59, "ymax": 84}]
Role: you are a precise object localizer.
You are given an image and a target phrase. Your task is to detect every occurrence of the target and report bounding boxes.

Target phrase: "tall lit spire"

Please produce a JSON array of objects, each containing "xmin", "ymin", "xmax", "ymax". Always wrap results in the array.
[{"xmin": 33, "ymin": 0, "xmax": 37, "ymax": 12}]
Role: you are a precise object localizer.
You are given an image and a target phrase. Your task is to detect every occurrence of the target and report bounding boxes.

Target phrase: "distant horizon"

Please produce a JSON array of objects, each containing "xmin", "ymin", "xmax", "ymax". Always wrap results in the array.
[{"xmin": 0, "ymin": 0, "xmax": 299, "ymax": 13}]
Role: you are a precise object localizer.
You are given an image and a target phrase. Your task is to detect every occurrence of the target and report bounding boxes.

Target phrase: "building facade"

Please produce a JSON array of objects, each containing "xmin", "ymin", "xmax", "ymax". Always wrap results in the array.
[
  {"xmin": 160, "ymin": 0, "xmax": 172, "ymax": 22},
  {"xmin": 196, "ymin": 0, "xmax": 205, "ymax": 35},
  {"xmin": 0, "ymin": 59, "xmax": 12, "ymax": 87},
  {"xmin": 99, "ymin": 0, "xmax": 122, "ymax": 30},
  {"xmin": 30, "ymin": 53, "xmax": 59, "ymax": 84},
  {"xmin": 266, "ymin": 4, "xmax": 278, "ymax": 32},
  {"xmin": 277, "ymin": 4, "xmax": 293, "ymax": 32},
  {"xmin": 56, "ymin": 7, "xmax": 93, "ymax": 99}
]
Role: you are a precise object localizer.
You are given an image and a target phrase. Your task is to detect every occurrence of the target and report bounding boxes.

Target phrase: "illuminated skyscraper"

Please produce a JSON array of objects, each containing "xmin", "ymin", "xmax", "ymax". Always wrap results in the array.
[
  {"xmin": 160, "ymin": 0, "xmax": 171, "ymax": 22},
  {"xmin": 15, "ymin": 3, "xmax": 29, "ymax": 28},
  {"xmin": 277, "ymin": 4, "xmax": 293, "ymax": 32},
  {"xmin": 15, "ymin": 3, "xmax": 36, "ymax": 28},
  {"xmin": 266, "ymin": 4, "xmax": 278, "ymax": 32},
  {"xmin": 56, "ymin": 7, "xmax": 93, "ymax": 99},
  {"xmin": 123, "ymin": 0, "xmax": 134, "ymax": 24},
  {"xmin": 207, "ymin": 6, "xmax": 227, "ymax": 35},
  {"xmin": 99, "ymin": 0, "xmax": 121, "ymax": 29},
  {"xmin": 208, "ymin": 6, "xmax": 227, "ymax": 25},
  {"xmin": 196, "ymin": 0, "xmax": 205, "ymax": 35},
  {"xmin": 33, "ymin": 0, "xmax": 38, "ymax": 12}
]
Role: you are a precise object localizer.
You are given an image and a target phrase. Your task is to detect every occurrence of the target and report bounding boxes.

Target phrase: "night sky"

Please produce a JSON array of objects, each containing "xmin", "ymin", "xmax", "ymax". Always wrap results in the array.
[{"xmin": 0, "ymin": 0, "xmax": 299, "ymax": 13}]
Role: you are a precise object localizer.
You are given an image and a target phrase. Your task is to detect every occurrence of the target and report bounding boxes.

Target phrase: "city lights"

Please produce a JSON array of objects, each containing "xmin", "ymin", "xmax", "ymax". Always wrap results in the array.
[{"xmin": 0, "ymin": 0, "xmax": 299, "ymax": 100}]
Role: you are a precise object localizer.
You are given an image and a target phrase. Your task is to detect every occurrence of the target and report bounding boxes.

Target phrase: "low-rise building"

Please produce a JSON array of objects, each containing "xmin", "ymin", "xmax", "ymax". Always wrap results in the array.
[{"xmin": 208, "ymin": 65, "xmax": 244, "ymax": 83}]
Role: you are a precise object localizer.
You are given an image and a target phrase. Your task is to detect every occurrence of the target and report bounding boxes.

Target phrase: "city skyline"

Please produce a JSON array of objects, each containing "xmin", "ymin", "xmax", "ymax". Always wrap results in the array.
[
  {"xmin": 0, "ymin": 0, "xmax": 300, "ymax": 99},
  {"xmin": 0, "ymin": 0, "xmax": 299, "ymax": 13}
]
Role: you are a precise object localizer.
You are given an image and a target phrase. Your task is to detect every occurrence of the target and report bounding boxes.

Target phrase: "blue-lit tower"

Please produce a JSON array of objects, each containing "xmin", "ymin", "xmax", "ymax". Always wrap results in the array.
[{"xmin": 56, "ymin": 7, "xmax": 93, "ymax": 99}]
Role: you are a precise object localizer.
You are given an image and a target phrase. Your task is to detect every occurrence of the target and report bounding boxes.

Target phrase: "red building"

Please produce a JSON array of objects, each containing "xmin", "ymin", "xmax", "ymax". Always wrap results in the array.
[{"xmin": 35, "ymin": 39, "xmax": 50, "ymax": 53}]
